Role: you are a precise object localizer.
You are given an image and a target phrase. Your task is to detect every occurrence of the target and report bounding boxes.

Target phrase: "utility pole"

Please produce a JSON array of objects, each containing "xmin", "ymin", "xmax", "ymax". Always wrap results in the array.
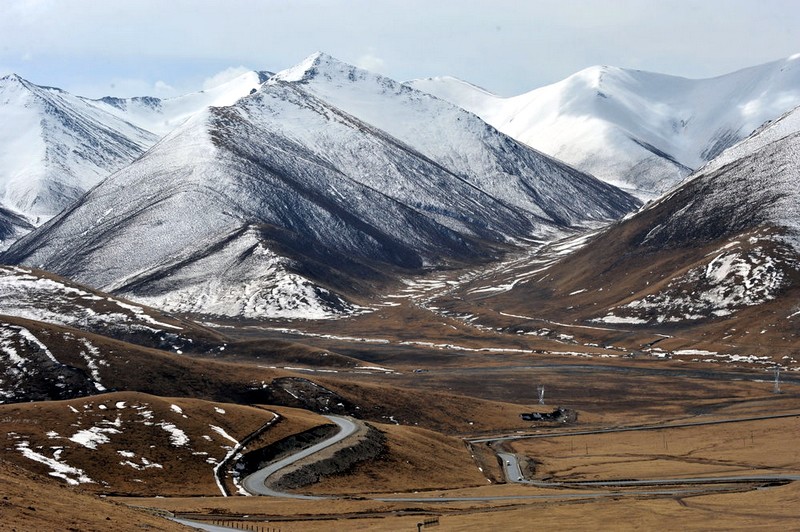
[
  {"xmin": 774, "ymin": 366, "xmax": 782, "ymax": 394},
  {"xmin": 537, "ymin": 385, "xmax": 545, "ymax": 405}
]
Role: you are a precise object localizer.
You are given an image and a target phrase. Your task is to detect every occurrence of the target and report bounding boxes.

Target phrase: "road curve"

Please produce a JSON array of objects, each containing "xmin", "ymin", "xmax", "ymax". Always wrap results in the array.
[
  {"xmin": 241, "ymin": 415, "xmax": 358, "ymax": 498},
  {"xmin": 497, "ymin": 452, "xmax": 524, "ymax": 482}
]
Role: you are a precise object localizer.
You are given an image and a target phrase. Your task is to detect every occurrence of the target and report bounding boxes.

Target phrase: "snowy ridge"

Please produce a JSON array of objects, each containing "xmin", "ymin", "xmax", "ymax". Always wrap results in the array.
[
  {"xmin": 0, "ymin": 321, "xmax": 103, "ymax": 403},
  {"xmin": 0, "ymin": 206, "xmax": 34, "ymax": 251},
  {"xmin": 0, "ymin": 70, "xmax": 269, "ymax": 251},
  {"xmin": 408, "ymin": 54, "xmax": 800, "ymax": 198},
  {"xmin": 0, "ymin": 266, "xmax": 184, "ymax": 335},
  {"xmin": 87, "ymin": 70, "xmax": 271, "ymax": 136},
  {"xmin": 270, "ymin": 52, "xmax": 636, "ymax": 224},
  {"xmin": 698, "ymin": 105, "xmax": 800, "ymax": 176}
]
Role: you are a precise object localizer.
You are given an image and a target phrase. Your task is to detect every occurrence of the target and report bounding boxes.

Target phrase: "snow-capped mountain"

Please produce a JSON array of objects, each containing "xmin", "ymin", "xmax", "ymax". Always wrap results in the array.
[
  {"xmin": 408, "ymin": 54, "xmax": 800, "ymax": 198},
  {"xmin": 0, "ymin": 71, "xmax": 270, "ymax": 246},
  {"xmin": 269, "ymin": 53, "xmax": 636, "ymax": 222},
  {"xmin": 0, "ymin": 74, "xmax": 157, "ymax": 219},
  {"xmin": 86, "ymin": 70, "xmax": 271, "ymax": 136},
  {"xmin": 2, "ymin": 54, "xmax": 637, "ymax": 320}
]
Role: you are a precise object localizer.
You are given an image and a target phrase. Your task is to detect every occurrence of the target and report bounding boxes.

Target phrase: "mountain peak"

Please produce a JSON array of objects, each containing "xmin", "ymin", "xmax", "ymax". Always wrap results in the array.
[
  {"xmin": 1, "ymin": 73, "xmax": 24, "ymax": 82},
  {"xmin": 271, "ymin": 51, "xmax": 330, "ymax": 83},
  {"xmin": 0, "ymin": 73, "xmax": 32, "ymax": 91},
  {"xmin": 271, "ymin": 52, "xmax": 376, "ymax": 85}
]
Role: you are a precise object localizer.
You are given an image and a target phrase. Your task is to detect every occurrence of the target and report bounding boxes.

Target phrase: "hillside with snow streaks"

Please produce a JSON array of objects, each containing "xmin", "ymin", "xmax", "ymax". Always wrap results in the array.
[
  {"xmin": 0, "ymin": 266, "xmax": 185, "ymax": 336},
  {"xmin": 0, "ymin": 74, "xmax": 157, "ymax": 219},
  {"xmin": 2, "ymin": 55, "xmax": 637, "ymax": 319},
  {"xmin": 535, "ymin": 113, "xmax": 800, "ymax": 326},
  {"xmin": 409, "ymin": 54, "xmax": 800, "ymax": 198},
  {"xmin": 0, "ymin": 321, "xmax": 101, "ymax": 403}
]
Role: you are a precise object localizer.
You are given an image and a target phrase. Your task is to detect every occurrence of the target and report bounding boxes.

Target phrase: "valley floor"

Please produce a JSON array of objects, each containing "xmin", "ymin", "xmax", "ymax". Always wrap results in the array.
[{"xmin": 2, "ymin": 228, "xmax": 799, "ymax": 530}]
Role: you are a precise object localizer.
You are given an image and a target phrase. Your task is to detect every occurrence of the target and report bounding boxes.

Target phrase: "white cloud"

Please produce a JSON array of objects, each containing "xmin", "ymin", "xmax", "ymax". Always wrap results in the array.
[
  {"xmin": 202, "ymin": 66, "xmax": 251, "ymax": 90},
  {"xmin": 355, "ymin": 52, "xmax": 387, "ymax": 74},
  {"xmin": 90, "ymin": 78, "xmax": 180, "ymax": 99},
  {"xmin": 153, "ymin": 80, "xmax": 175, "ymax": 96},
  {"xmin": 10, "ymin": 0, "xmax": 55, "ymax": 23}
]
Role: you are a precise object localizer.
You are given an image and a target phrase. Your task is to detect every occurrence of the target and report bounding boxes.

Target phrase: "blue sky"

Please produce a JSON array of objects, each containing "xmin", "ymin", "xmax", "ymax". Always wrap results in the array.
[{"xmin": 2, "ymin": 0, "xmax": 799, "ymax": 98}]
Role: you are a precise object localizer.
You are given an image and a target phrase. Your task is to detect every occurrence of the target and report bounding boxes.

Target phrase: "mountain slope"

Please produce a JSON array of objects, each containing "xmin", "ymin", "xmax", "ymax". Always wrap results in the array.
[
  {"xmin": 465, "ymin": 107, "xmax": 800, "ymax": 357},
  {"xmin": 2, "ymin": 55, "xmax": 638, "ymax": 319},
  {"xmin": 0, "ymin": 206, "xmax": 34, "ymax": 251},
  {"xmin": 270, "ymin": 53, "xmax": 636, "ymax": 224},
  {"xmin": 0, "ymin": 74, "xmax": 157, "ymax": 219},
  {"xmin": 409, "ymin": 54, "xmax": 800, "ymax": 198}
]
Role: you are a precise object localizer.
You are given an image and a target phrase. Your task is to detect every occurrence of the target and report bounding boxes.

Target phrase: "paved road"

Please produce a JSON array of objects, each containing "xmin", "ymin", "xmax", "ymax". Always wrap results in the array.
[
  {"xmin": 241, "ymin": 415, "xmax": 358, "ymax": 498},
  {"xmin": 497, "ymin": 451, "xmax": 524, "ymax": 482},
  {"xmin": 375, "ymin": 485, "xmax": 749, "ymax": 503},
  {"xmin": 469, "ymin": 412, "xmax": 800, "ymax": 443},
  {"xmin": 498, "ymin": 451, "xmax": 800, "ymax": 487}
]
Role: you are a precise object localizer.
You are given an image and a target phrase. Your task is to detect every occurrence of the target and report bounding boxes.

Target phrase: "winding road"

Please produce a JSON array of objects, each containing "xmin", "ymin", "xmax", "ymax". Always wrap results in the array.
[
  {"xmin": 232, "ymin": 410, "xmax": 799, "ymax": 505},
  {"xmin": 241, "ymin": 414, "xmax": 358, "ymax": 499}
]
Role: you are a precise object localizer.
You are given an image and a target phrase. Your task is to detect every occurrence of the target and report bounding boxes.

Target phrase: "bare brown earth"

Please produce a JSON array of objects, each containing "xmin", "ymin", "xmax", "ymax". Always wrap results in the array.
[
  {"xmin": 307, "ymin": 422, "xmax": 488, "ymax": 495},
  {"xmin": 3, "ymin": 222, "xmax": 800, "ymax": 529},
  {"xmin": 511, "ymin": 415, "xmax": 800, "ymax": 482},
  {"xmin": 0, "ymin": 459, "xmax": 188, "ymax": 531},
  {"xmin": 122, "ymin": 480, "xmax": 800, "ymax": 531}
]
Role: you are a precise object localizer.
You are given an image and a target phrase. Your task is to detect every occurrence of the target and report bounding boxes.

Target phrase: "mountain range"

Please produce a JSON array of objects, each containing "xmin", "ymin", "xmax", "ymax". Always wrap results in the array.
[
  {"xmin": 457, "ymin": 104, "xmax": 800, "ymax": 356},
  {"xmin": 2, "ymin": 53, "xmax": 636, "ymax": 319},
  {"xmin": 3, "ymin": 50, "xmax": 800, "ymax": 531},
  {"xmin": 0, "ymin": 70, "xmax": 269, "ymax": 229},
  {"xmin": 2, "ymin": 52, "xmax": 800, "ymax": 321},
  {"xmin": 409, "ymin": 54, "xmax": 800, "ymax": 198}
]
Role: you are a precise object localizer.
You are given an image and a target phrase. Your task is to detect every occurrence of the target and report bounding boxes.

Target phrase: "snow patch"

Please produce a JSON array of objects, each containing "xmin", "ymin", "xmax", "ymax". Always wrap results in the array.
[
  {"xmin": 16, "ymin": 440, "xmax": 93, "ymax": 485},
  {"xmin": 157, "ymin": 421, "xmax": 189, "ymax": 447}
]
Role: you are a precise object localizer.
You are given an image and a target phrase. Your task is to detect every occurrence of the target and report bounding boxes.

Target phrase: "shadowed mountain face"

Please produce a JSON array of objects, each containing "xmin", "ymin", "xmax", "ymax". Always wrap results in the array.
[{"xmin": 2, "ymin": 55, "xmax": 638, "ymax": 319}]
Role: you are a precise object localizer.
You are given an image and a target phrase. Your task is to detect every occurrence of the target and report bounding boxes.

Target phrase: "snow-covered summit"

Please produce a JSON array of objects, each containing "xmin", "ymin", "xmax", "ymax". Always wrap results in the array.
[
  {"xmin": 0, "ymin": 69, "xmax": 270, "ymax": 244},
  {"xmin": 270, "ymin": 52, "xmax": 637, "ymax": 225},
  {"xmin": 408, "ymin": 54, "xmax": 800, "ymax": 199},
  {"xmin": 0, "ymin": 74, "xmax": 157, "ymax": 219}
]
